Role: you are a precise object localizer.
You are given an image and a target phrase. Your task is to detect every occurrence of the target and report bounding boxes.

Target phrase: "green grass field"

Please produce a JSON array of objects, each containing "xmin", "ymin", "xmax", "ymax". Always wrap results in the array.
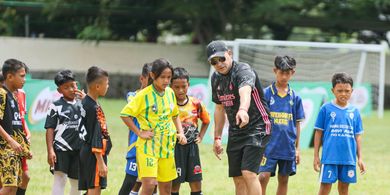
[{"xmin": 26, "ymin": 99, "xmax": 390, "ymax": 194}]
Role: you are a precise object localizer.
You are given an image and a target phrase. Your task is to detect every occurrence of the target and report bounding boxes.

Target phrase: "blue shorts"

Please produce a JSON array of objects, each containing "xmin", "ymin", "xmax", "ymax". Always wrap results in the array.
[
  {"xmin": 125, "ymin": 157, "xmax": 138, "ymax": 176},
  {"xmin": 259, "ymin": 157, "xmax": 296, "ymax": 176},
  {"xmin": 319, "ymin": 164, "xmax": 356, "ymax": 184}
]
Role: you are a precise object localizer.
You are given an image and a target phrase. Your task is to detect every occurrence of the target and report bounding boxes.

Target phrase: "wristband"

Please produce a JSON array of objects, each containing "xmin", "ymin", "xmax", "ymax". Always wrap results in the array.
[
  {"xmin": 214, "ymin": 136, "xmax": 221, "ymax": 141},
  {"xmin": 239, "ymin": 107, "xmax": 248, "ymax": 112}
]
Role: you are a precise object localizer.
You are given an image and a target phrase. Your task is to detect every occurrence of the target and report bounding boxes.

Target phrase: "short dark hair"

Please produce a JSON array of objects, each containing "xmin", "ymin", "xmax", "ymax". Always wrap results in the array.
[
  {"xmin": 86, "ymin": 66, "xmax": 108, "ymax": 85},
  {"xmin": 274, "ymin": 56, "xmax": 296, "ymax": 71},
  {"xmin": 141, "ymin": 63, "xmax": 152, "ymax": 77},
  {"xmin": 54, "ymin": 70, "xmax": 75, "ymax": 87},
  {"xmin": 148, "ymin": 58, "xmax": 173, "ymax": 85},
  {"xmin": 2, "ymin": 59, "xmax": 29, "ymax": 78},
  {"xmin": 172, "ymin": 67, "xmax": 189, "ymax": 82},
  {"xmin": 332, "ymin": 72, "xmax": 353, "ymax": 88}
]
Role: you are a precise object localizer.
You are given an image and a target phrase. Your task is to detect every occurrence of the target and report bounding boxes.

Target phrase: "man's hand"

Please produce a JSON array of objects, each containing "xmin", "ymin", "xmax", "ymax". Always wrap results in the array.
[
  {"xmin": 236, "ymin": 109, "xmax": 249, "ymax": 128},
  {"xmin": 213, "ymin": 139, "xmax": 223, "ymax": 160},
  {"xmin": 313, "ymin": 156, "xmax": 320, "ymax": 172},
  {"xmin": 177, "ymin": 133, "xmax": 187, "ymax": 145},
  {"xmin": 138, "ymin": 129, "xmax": 154, "ymax": 139}
]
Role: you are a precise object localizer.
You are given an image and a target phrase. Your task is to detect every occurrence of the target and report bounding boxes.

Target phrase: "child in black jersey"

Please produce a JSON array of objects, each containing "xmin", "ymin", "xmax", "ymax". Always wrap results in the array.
[
  {"xmin": 0, "ymin": 59, "xmax": 31, "ymax": 195},
  {"xmin": 78, "ymin": 66, "xmax": 111, "ymax": 195},
  {"xmin": 45, "ymin": 69, "xmax": 85, "ymax": 195}
]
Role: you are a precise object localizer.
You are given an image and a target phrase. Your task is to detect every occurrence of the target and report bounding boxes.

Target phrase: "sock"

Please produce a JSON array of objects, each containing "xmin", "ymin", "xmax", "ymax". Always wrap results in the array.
[
  {"xmin": 171, "ymin": 192, "xmax": 179, "ymax": 195},
  {"xmin": 190, "ymin": 191, "xmax": 202, "ymax": 195},
  {"xmin": 52, "ymin": 171, "xmax": 67, "ymax": 195},
  {"xmin": 16, "ymin": 188, "xmax": 26, "ymax": 195},
  {"xmin": 130, "ymin": 191, "xmax": 139, "ymax": 195},
  {"xmin": 69, "ymin": 178, "xmax": 81, "ymax": 195}
]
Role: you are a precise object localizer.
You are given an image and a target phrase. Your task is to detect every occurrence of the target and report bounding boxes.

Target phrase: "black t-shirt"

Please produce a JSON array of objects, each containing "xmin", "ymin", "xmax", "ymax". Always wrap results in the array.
[
  {"xmin": 44, "ymin": 97, "xmax": 83, "ymax": 151},
  {"xmin": 211, "ymin": 61, "xmax": 271, "ymax": 148},
  {"xmin": 0, "ymin": 86, "xmax": 29, "ymax": 155},
  {"xmin": 79, "ymin": 95, "xmax": 112, "ymax": 155}
]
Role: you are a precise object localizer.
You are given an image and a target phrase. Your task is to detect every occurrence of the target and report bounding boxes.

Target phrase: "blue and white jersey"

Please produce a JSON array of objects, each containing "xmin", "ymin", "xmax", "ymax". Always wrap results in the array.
[
  {"xmin": 125, "ymin": 91, "xmax": 139, "ymax": 159},
  {"xmin": 314, "ymin": 101, "xmax": 363, "ymax": 165},
  {"xmin": 263, "ymin": 83, "xmax": 305, "ymax": 160}
]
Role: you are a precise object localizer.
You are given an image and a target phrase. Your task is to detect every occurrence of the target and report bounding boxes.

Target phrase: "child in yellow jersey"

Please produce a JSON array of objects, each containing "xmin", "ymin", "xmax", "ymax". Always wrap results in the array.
[
  {"xmin": 121, "ymin": 58, "xmax": 187, "ymax": 195},
  {"xmin": 170, "ymin": 67, "xmax": 210, "ymax": 195}
]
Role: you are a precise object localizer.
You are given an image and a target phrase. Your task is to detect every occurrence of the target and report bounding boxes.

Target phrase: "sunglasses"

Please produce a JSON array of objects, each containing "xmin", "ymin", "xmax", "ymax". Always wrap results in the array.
[{"xmin": 209, "ymin": 57, "xmax": 226, "ymax": 66}]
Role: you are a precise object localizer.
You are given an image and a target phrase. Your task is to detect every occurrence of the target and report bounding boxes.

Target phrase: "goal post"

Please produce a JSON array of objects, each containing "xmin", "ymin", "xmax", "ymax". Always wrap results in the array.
[{"xmin": 226, "ymin": 38, "xmax": 386, "ymax": 118}]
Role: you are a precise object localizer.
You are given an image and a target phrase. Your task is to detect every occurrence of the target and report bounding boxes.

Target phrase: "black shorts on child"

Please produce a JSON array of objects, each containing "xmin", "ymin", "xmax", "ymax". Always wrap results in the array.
[
  {"xmin": 52, "ymin": 150, "xmax": 80, "ymax": 179},
  {"xmin": 173, "ymin": 142, "xmax": 202, "ymax": 184},
  {"xmin": 78, "ymin": 143, "xmax": 108, "ymax": 190}
]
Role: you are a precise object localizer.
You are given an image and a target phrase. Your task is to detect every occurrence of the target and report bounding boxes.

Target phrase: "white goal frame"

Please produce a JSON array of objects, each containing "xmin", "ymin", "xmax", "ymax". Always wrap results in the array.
[{"xmin": 224, "ymin": 39, "xmax": 387, "ymax": 118}]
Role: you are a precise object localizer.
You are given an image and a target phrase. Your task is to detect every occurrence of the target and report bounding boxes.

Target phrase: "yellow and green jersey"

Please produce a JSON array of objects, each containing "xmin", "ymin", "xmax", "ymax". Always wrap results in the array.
[{"xmin": 121, "ymin": 85, "xmax": 179, "ymax": 158}]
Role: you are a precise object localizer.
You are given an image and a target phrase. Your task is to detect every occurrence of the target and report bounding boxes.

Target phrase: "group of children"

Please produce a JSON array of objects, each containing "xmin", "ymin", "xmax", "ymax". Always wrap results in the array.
[
  {"xmin": 45, "ymin": 66, "xmax": 111, "ymax": 195},
  {"xmin": 0, "ymin": 60, "xmax": 105, "ymax": 195},
  {"xmin": 119, "ymin": 59, "xmax": 210, "ymax": 195},
  {"xmin": 0, "ymin": 46, "xmax": 366, "ymax": 195},
  {"xmin": 256, "ymin": 56, "xmax": 366, "ymax": 195}
]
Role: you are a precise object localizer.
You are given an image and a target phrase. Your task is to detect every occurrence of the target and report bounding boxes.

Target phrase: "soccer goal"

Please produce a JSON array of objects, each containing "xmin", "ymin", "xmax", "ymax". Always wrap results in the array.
[{"xmin": 225, "ymin": 39, "xmax": 386, "ymax": 118}]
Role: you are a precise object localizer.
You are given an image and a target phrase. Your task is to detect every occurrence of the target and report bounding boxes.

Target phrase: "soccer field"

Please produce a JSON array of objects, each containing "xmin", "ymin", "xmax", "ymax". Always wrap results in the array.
[{"xmin": 26, "ymin": 98, "xmax": 390, "ymax": 195}]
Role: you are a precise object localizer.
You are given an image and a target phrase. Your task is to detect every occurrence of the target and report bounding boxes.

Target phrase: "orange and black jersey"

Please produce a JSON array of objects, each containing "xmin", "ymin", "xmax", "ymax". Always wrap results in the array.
[
  {"xmin": 178, "ymin": 96, "xmax": 210, "ymax": 144},
  {"xmin": 79, "ymin": 95, "xmax": 112, "ymax": 156}
]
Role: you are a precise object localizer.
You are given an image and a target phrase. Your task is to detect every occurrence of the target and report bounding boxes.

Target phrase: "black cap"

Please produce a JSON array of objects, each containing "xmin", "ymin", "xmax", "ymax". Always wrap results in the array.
[{"xmin": 206, "ymin": 41, "xmax": 228, "ymax": 61}]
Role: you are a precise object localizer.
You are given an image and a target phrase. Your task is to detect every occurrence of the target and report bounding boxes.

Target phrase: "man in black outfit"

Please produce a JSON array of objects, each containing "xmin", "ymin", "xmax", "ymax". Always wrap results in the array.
[{"xmin": 208, "ymin": 41, "xmax": 271, "ymax": 195}]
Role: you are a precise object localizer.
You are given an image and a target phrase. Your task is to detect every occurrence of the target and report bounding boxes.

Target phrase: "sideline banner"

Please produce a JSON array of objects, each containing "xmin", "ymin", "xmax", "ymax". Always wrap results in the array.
[
  {"xmin": 298, "ymin": 92, "xmax": 323, "ymax": 149},
  {"xmin": 24, "ymin": 79, "xmax": 61, "ymax": 131},
  {"xmin": 187, "ymin": 78, "xmax": 216, "ymax": 144},
  {"xmin": 290, "ymin": 81, "xmax": 372, "ymax": 116}
]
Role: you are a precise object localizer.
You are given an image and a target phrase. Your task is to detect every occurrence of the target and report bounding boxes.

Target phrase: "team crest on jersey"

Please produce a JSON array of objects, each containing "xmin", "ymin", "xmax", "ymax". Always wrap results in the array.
[
  {"xmin": 349, "ymin": 112, "xmax": 354, "ymax": 119},
  {"xmin": 348, "ymin": 170, "xmax": 354, "ymax": 178},
  {"xmin": 152, "ymin": 104, "xmax": 158, "ymax": 113},
  {"xmin": 74, "ymin": 114, "xmax": 78, "ymax": 119},
  {"xmin": 217, "ymin": 85, "xmax": 220, "ymax": 90},
  {"xmin": 330, "ymin": 112, "xmax": 336, "ymax": 122},
  {"xmin": 229, "ymin": 83, "xmax": 233, "ymax": 90},
  {"xmin": 289, "ymin": 100, "xmax": 294, "ymax": 106},
  {"xmin": 270, "ymin": 97, "xmax": 275, "ymax": 105},
  {"xmin": 10, "ymin": 100, "xmax": 15, "ymax": 108}
]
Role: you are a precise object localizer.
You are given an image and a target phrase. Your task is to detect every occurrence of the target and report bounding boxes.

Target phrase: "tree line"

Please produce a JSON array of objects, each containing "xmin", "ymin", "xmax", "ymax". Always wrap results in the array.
[{"xmin": 0, "ymin": 0, "xmax": 389, "ymax": 44}]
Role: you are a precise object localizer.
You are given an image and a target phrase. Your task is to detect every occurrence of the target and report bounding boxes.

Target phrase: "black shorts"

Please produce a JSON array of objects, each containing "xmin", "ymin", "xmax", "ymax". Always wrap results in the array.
[
  {"xmin": 78, "ymin": 144, "xmax": 108, "ymax": 190},
  {"xmin": 226, "ymin": 135, "xmax": 270, "ymax": 177},
  {"xmin": 53, "ymin": 150, "xmax": 80, "ymax": 179},
  {"xmin": 173, "ymin": 143, "xmax": 202, "ymax": 184}
]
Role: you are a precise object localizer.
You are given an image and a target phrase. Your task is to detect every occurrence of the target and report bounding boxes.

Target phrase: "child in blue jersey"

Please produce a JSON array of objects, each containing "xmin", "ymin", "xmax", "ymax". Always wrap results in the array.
[
  {"xmin": 313, "ymin": 72, "xmax": 366, "ymax": 195},
  {"xmin": 259, "ymin": 56, "xmax": 305, "ymax": 195},
  {"xmin": 118, "ymin": 63, "xmax": 153, "ymax": 195}
]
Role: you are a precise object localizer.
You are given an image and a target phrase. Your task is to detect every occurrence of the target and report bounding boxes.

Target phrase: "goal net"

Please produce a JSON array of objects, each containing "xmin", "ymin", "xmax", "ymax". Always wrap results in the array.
[{"xmin": 225, "ymin": 39, "xmax": 386, "ymax": 118}]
